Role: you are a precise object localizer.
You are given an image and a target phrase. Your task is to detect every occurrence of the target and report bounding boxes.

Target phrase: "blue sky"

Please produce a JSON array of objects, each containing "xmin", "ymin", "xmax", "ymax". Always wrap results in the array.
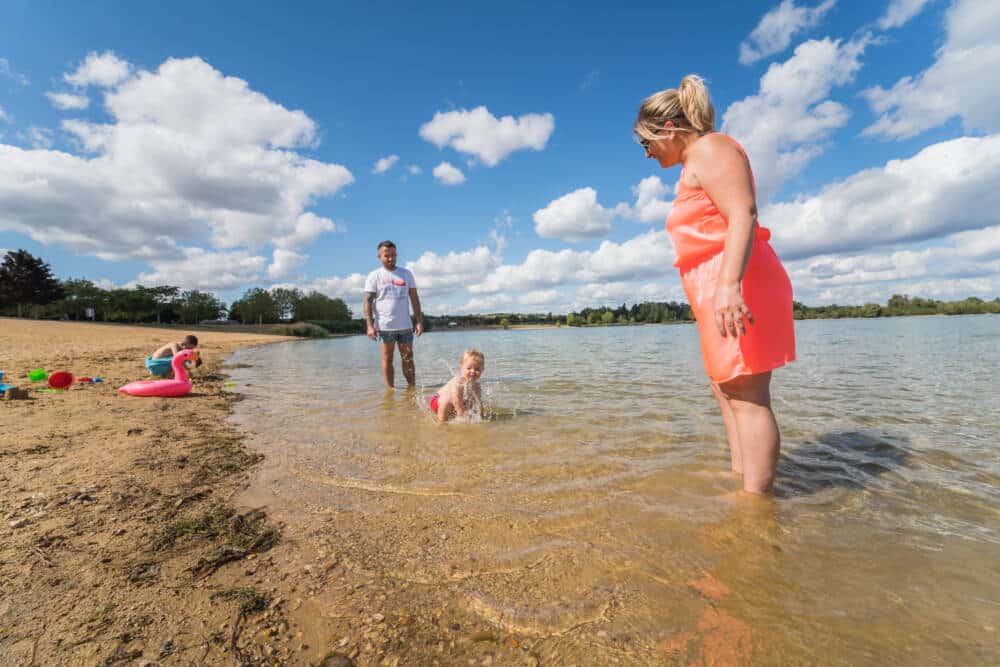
[{"xmin": 1, "ymin": 0, "xmax": 998, "ymax": 315}]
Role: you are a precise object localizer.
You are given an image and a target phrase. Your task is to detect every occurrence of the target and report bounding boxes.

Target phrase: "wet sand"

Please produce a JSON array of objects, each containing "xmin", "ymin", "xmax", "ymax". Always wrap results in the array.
[
  {"xmin": 0, "ymin": 320, "xmax": 586, "ymax": 666},
  {"xmin": 224, "ymin": 323, "xmax": 1000, "ymax": 666}
]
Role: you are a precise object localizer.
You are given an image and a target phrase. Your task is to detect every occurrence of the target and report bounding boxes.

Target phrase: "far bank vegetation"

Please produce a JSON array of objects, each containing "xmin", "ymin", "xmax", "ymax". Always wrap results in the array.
[{"xmin": 2, "ymin": 250, "xmax": 996, "ymax": 338}]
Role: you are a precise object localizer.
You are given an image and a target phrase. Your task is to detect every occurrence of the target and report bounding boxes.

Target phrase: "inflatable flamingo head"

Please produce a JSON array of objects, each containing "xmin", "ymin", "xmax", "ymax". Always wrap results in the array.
[{"xmin": 173, "ymin": 347, "xmax": 199, "ymax": 372}]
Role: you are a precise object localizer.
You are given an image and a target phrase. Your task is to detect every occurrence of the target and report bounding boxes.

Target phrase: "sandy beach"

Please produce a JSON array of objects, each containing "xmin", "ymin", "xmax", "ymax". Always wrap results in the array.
[
  {"xmin": 0, "ymin": 320, "xmax": 548, "ymax": 666},
  {"xmin": 0, "ymin": 319, "xmax": 301, "ymax": 665}
]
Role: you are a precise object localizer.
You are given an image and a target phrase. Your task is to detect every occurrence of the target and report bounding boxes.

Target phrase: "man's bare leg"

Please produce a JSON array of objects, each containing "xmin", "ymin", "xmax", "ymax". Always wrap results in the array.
[
  {"xmin": 381, "ymin": 341, "xmax": 396, "ymax": 388},
  {"xmin": 398, "ymin": 342, "xmax": 416, "ymax": 387}
]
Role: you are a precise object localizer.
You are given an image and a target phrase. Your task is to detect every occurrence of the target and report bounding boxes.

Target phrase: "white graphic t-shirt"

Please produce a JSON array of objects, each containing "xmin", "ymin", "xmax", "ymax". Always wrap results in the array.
[{"xmin": 364, "ymin": 267, "xmax": 416, "ymax": 331}]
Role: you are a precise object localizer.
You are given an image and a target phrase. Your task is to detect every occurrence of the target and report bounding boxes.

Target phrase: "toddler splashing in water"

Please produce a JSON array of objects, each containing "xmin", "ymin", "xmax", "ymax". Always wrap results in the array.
[{"xmin": 430, "ymin": 349, "xmax": 484, "ymax": 422}]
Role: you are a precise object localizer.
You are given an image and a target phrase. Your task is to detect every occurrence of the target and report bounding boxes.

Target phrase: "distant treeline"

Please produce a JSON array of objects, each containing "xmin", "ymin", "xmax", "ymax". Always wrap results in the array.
[
  {"xmin": 424, "ymin": 302, "xmax": 694, "ymax": 328},
  {"xmin": 428, "ymin": 294, "xmax": 999, "ymax": 330},
  {"xmin": 2, "ymin": 249, "xmax": 997, "ymax": 332},
  {"xmin": 0, "ymin": 249, "xmax": 351, "ymax": 327},
  {"xmin": 792, "ymin": 294, "xmax": 1000, "ymax": 318}
]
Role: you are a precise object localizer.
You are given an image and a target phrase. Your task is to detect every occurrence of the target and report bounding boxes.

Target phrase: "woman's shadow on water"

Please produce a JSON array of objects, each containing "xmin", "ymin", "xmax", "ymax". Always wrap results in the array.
[{"xmin": 773, "ymin": 429, "xmax": 912, "ymax": 497}]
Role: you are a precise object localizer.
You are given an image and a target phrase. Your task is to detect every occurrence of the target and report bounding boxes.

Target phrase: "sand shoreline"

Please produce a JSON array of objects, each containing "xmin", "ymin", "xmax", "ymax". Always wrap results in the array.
[
  {"xmin": 0, "ymin": 320, "xmax": 548, "ymax": 666},
  {"xmin": 0, "ymin": 319, "xmax": 306, "ymax": 665}
]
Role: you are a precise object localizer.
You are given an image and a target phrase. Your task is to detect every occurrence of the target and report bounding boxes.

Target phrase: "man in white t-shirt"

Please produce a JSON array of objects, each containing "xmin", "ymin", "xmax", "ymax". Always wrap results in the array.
[{"xmin": 364, "ymin": 240, "xmax": 424, "ymax": 388}]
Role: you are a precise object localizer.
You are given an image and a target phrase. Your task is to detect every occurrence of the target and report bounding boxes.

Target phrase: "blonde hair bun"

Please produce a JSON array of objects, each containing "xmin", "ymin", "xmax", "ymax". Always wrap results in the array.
[
  {"xmin": 677, "ymin": 75, "xmax": 715, "ymax": 134},
  {"xmin": 634, "ymin": 73, "xmax": 716, "ymax": 140}
]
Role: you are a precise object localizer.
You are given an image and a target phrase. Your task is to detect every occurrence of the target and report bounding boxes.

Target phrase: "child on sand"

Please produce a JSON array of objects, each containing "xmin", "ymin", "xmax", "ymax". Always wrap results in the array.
[
  {"xmin": 146, "ymin": 334, "xmax": 201, "ymax": 377},
  {"xmin": 429, "ymin": 349, "xmax": 484, "ymax": 423}
]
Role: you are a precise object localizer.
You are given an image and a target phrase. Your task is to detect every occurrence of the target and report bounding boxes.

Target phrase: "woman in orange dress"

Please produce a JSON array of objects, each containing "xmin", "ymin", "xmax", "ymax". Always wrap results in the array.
[{"xmin": 634, "ymin": 75, "xmax": 795, "ymax": 494}]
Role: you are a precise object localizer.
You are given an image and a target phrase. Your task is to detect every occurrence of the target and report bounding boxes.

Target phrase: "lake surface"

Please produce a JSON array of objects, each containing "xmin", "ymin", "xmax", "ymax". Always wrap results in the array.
[{"xmin": 227, "ymin": 316, "xmax": 999, "ymax": 665}]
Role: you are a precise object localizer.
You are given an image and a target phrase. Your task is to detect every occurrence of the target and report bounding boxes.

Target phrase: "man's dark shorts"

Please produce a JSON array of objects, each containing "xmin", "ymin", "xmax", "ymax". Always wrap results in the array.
[{"xmin": 378, "ymin": 329, "xmax": 414, "ymax": 344}]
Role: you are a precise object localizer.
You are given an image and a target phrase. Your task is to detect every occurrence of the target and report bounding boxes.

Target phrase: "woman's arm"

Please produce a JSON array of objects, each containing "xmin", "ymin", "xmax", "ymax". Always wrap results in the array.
[{"xmin": 689, "ymin": 136, "xmax": 758, "ymax": 338}]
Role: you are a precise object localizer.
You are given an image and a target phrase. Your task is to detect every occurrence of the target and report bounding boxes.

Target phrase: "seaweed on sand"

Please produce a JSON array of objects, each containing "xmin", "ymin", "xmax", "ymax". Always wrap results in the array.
[{"xmin": 153, "ymin": 503, "xmax": 278, "ymax": 579}]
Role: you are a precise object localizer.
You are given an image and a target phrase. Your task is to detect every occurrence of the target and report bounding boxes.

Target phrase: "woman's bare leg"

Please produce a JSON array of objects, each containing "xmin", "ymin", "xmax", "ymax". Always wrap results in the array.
[
  {"xmin": 718, "ymin": 372, "xmax": 779, "ymax": 494},
  {"xmin": 711, "ymin": 382, "xmax": 743, "ymax": 474}
]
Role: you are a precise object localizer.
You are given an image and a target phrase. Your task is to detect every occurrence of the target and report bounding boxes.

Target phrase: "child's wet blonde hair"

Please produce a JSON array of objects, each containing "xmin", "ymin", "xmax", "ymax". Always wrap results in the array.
[{"xmin": 462, "ymin": 349, "xmax": 485, "ymax": 367}]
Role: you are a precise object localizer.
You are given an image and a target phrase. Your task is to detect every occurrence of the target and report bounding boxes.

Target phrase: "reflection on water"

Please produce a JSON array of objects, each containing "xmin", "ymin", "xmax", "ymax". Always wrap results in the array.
[{"xmin": 228, "ymin": 316, "xmax": 1000, "ymax": 664}]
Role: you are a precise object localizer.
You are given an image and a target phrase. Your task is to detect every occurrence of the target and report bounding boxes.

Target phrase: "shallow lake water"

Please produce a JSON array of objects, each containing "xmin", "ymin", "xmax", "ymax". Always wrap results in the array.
[{"xmin": 227, "ymin": 315, "xmax": 999, "ymax": 664}]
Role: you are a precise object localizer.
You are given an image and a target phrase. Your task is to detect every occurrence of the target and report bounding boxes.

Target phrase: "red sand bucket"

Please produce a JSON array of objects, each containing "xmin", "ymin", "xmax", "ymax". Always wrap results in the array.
[{"xmin": 48, "ymin": 371, "xmax": 74, "ymax": 389}]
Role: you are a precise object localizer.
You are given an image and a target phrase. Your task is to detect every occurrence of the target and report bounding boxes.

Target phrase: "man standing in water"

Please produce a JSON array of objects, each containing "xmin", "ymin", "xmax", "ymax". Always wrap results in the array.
[{"xmin": 364, "ymin": 240, "xmax": 424, "ymax": 388}]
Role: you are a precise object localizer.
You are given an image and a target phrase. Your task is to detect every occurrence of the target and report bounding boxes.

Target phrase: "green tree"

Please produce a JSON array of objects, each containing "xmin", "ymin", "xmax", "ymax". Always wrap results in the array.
[
  {"xmin": 58, "ymin": 278, "xmax": 109, "ymax": 320},
  {"xmin": 177, "ymin": 290, "xmax": 224, "ymax": 323},
  {"xmin": 106, "ymin": 287, "xmax": 157, "ymax": 322},
  {"xmin": 886, "ymin": 294, "xmax": 909, "ymax": 311},
  {"xmin": 270, "ymin": 287, "xmax": 304, "ymax": 321},
  {"xmin": 295, "ymin": 291, "xmax": 351, "ymax": 321},
  {"xmin": 858, "ymin": 303, "xmax": 882, "ymax": 318},
  {"xmin": 0, "ymin": 249, "xmax": 64, "ymax": 317},
  {"xmin": 231, "ymin": 287, "xmax": 280, "ymax": 324},
  {"xmin": 601, "ymin": 310, "xmax": 614, "ymax": 324},
  {"xmin": 147, "ymin": 285, "xmax": 180, "ymax": 324}
]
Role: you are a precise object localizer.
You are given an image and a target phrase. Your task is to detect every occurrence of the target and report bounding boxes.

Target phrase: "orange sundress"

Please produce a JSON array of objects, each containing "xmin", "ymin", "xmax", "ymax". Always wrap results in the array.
[{"xmin": 666, "ymin": 134, "xmax": 795, "ymax": 384}]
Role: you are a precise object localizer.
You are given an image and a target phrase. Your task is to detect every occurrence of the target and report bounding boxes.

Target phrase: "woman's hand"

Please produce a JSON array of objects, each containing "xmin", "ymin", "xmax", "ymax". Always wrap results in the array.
[{"xmin": 713, "ymin": 283, "xmax": 753, "ymax": 337}]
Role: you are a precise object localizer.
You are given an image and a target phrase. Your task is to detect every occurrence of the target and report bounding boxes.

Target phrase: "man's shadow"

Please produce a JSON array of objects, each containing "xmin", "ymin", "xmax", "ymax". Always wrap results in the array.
[{"xmin": 774, "ymin": 429, "xmax": 911, "ymax": 497}]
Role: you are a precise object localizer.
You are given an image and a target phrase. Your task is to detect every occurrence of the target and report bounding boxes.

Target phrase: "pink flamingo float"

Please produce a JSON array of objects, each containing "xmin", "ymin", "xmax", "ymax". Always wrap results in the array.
[{"xmin": 119, "ymin": 349, "xmax": 199, "ymax": 397}]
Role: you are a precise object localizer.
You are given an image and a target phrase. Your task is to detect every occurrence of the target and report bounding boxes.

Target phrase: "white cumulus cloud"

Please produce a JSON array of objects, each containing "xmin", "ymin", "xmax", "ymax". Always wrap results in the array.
[
  {"xmin": 863, "ymin": 0, "xmax": 1000, "ymax": 139},
  {"xmin": 471, "ymin": 229, "xmax": 675, "ymax": 295},
  {"xmin": 534, "ymin": 187, "xmax": 615, "ymax": 241},
  {"xmin": 763, "ymin": 134, "xmax": 1000, "ymax": 261},
  {"xmin": 878, "ymin": 0, "xmax": 933, "ymax": 30},
  {"xmin": 46, "ymin": 92, "xmax": 90, "ymax": 110},
  {"xmin": 519, "ymin": 289, "xmax": 563, "ymax": 306},
  {"xmin": 458, "ymin": 294, "xmax": 515, "ymax": 314},
  {"xmin": 723, "ymin": 35, "xmax": 871, "ymax": 203},
  {"xmin": 620, "ymin": 175, "xmax": 673, "ymax": 223},
  {"xmin": 276, "ymin": 213, "xmax": 338, "ymax": 250},
  {"xmin": 136, "ymin": 247, "xmax": 268, "ymax": 291},
  {"xmin": 406, "ymin": 245, "xmax": 500, "ymax": 295},
  {"xmin": 739, "ymin": 0, "xmax": 837, "ymax": 65},
  {"xmin": 786, "ymin": 225, "xmax": 1000, "ymax": 304},
  {"xmin": 64, "ymin": 51, "xmax": 131, "ymax": 88},
  {"xmin": 267, "ymin": 248, "xmax": 307, "ymax": 280},
  {"xmin": 433, "ymin": 161, "xmax": 466, "ymax": 185},
  {"xmin": 0, "ymin": 56, "xmax": 353, "ymax": 266},
  {"xmin": 419, "ymin": 106, "xmax": 555, "ymax": 166},
  {"xmin": 24, "ymin": 127, "xmax": 54, "ymax": 149},
  {"xmin": 372, "ymin": 154, "xmax": 399, "ymax": 174}
]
